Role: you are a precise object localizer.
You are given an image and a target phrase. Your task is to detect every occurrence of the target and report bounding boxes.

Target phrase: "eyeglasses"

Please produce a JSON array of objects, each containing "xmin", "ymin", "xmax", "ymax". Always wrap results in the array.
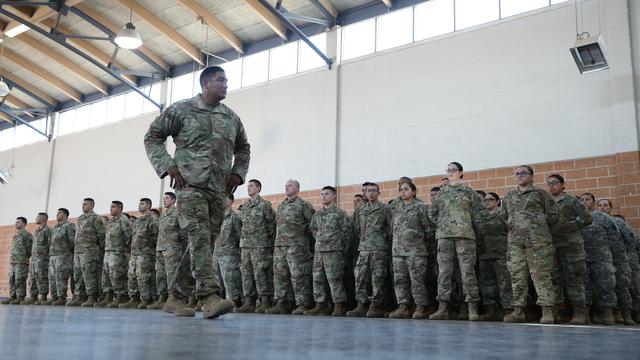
[
  {"xmin": 547, "ymin": 180, "xmax": 561, "ymax": 185},
  {"xmin": 445, "ymin": 168, "xmax": 459, "ymax": 173},
  {"xmin": 515, "ymin": 172, "xmax": 531, "ymax": 177},
  {"xmin": 484, "ymin": 198, "xmax": 496, "ymax": 202}
]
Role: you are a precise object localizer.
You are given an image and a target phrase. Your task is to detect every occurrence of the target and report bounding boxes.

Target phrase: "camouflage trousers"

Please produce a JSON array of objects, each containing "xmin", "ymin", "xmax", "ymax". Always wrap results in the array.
[
  {"xmin": 155, "ymin": 251, "xmax": 168, "ymax": 297},
  {"xmin": 437, "ymin": 238, "xmax": 480, "ymax": 303},
  {"xmin": 585, "ymin": 261, "xmax": 617, "ymax": 308},
  {"xmin": 354, "ymin": 250, "xmax": 389, "ymax": 304},
  {"xmin": 551, "ymin": 243, "xmax": 587, "ymax": 307},
  {"xmin": 97, "ymin": 253, "xmax": 104, "ymax": 298},
  {"xmin": 163, "ymin": 246, "xmax": 195, "ymax": 300},
  {"xmin": 393, "ymin": 255, "xmax": 428, "ymax": 306},
  {"xmin": 507, "ymin": 236, "xmax": 556, "ymax": 307},
  {"xmin": 273, "ymin": 245, "xmax": 313, "ymax": 306},
  {"xmin": 426, "ymin": 255, "xmax": 438, "ymax": 307},
  {"xmin": 629, "ymin": 261, "xmax": 640, "ymax": 312},
  {"xmin": 128, "ymin": 254, "xmax": 155, "ymax": 301},
  {"xmin": 313, "ymin": 251, "xmax": 347, "ymax": 303},
  {"xmin": 28, "ymin": 257, "xmax": 49, "ymax": 297},
  {"xmin": 479, "ymin": 258, "xmax": 513, "ymax": 309},
  {"xmin": 49, "ymin": 255, "xmax": 73, "ymax": 299},
  {"xmin": 101, "ymin": 251, "xmax": 128, "ymax": 297},
  {"xmin": 9, "ymin": 263, "xmax": 29, "ymax": 298},
  {"xmin": 73, "ymin": 253, "xmax": 99, "ymax": 297},
  {"xmin": 613, "ymin": 261, "xmax": 633, "ymax": 311},
  {"xmin": 213, "ymin": 253, "xmax": 242, "ymax": 301},
  {"xmin": 177, "ymin": 185, "xmax": 225, "ymax": 299},
  {"xmin": 241, "ymin": 247, "xmax": 274, "ymax": 298}
]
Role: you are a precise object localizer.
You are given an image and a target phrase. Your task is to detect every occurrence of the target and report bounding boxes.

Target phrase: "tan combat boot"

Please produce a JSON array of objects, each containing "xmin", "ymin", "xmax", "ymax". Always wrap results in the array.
[
  {"xmin": 267, "ymin": 301, "xmax": 291, "ymax": 315},
  {"xmin": 366, "ymin": 302, "xmax": 385, "ymax": 318},
  {"xmin": 468, "ymin": 302, "xmax": 480, "ymax": 321},
  {"xmin": 1, "ymin": 296, "xmax": 16, "ymax": 305},
  {"xmin": 11, "ymin": 297, "xmax": 24, "ymax": 305},
  {"xmin": 119, "ymin": 295, "xmax": 140, "ymax": 309},
  {"xmin": 94, "ymin": 293, "xmax": 113, "ymax": 308},
  {"xmin": 429, "ymin": 301, "xmax": 450, "ymax": 320},
  {"xmin": 570, "ymin": 306, "xmax": 587, "ymax": 325},
  {"xmin": 304, "ymin": 302, "xmax": 331, "ymax": 316},
  {"xmin": 412, "ymin": 305, "xmax": 429, "ymax": 319},
  {"xmin": 66, "ymin": 295, "xmax": 86, "ymax": 307},
  {"xmin": 614, "ymin": 310, "xmax": 624, "ymax": 324},
  {"xmin": 45, "ymin": 295, "xmax": 57, "ymax": 306},
  {"xmin": 137, "ymin": 299, "xmax": 153, "ymax": 309},
  {"xmin": 81, "ymin": 296, "xmax": 97, "ymax": 307},
  {"xmin": 503, "ymin": 306, "xmax": 526, "ymax": 323},
  {"xmin": 255, "ymin": 296, "xmax": 272, "ymax": 314},
  {"xmin": 480, "ymin": 304, "xmax": 497, "ymax": 321},
  {"xmin": 147, "ymin": 294, "xmax": 168, "ymax": 310},
  {"xmin": 52, "ymin": 297, "xmax": 66, "ymax": 306},
  {"xmin": 234, "ymin": 296, "xmax": 255, "ymax": 313},
  {"xmin": 36, "ymin": 295, "xmax": 46, "ymax": 305},
  {"xmin": 186, "ymin": 295, "xmax": 197, "ymax": 309},
  {"xmin": 456, "ymin": 303, "xmax": 469, "ymax": 320},
  {"xmin": 601, "ymin": 307, "xmax": 615, "ymax": 325},
  {"xmin": 332, "ymin": 303, "xmax": 347, "ymax": 316},
  {"xmin": 20, "ymin": 297, "xmax": 35, "ymax": 305},
  {"xmin": 540, "ymin": 306, "xmax": 555, "ymax": 324},
  {"xmin": 389, "ymin": 303, "xmax": 411, "ymax": 319},
  {"xmin": 622, "ymin": 310, "xmax": 635, "ymax": 326},
  {"xmin": 107, "ymin": 295, "xmax": 128, "ymax": 308},
  {"xmin": 291, "ymin": 303, "xmax": 310, "ymax": 315},
  {"xmin": 162, "ymin": 295, "xmax": 196, "ymax": 317},
  {"xmin": 347, "ymin": 302, "xmax": 368, "ymax": 317},
  {"xmin": 201, "ymin": 294, "xmax": 235, "ymax": 319}
]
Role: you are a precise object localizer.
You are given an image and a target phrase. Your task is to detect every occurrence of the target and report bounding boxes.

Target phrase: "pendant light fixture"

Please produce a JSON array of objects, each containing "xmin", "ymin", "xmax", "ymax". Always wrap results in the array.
[{"xmin": 115, "ymin": 0, "xmax": 143, "ymax": 49}]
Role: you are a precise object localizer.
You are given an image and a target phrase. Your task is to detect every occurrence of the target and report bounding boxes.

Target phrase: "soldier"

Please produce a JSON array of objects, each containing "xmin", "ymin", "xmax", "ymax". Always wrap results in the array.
[
  {"xmin": 94, "ymin": 201, "xmax": 132, "ymax": 308},
  {"xmin": 148, "ymin": 193, "xmax": 175, "ymax": 310},
  {"xmin": 388, "ymin": 177, "xmax": 416, "ymax": 211},
  {"xmin": 353, "ymin": 194, "xmax": 365, "ymax": 209},
  {"xmin": 546, "ymin": 175, "xmax": 592, "ymax": 324},
  {"xmin": 235, "ymin": 179, "xmax": 275, "ymax": 313},
  {"xmin": 429, "ymin": 162, "xmax": 483, "ymax": 321},
  {"xmin": 150, "ymin": 209, "xmax": 160, "ymax": 218},
  {"xmin": 305, "ymin": 186, "xmax": 352, "ymax": 316},
  {"xmin": 120, "ymin": 198, "xmax": 158, "ymax": 309},
  {"xmin": 145, "ymin": 65, "xmax": 249, "ymax": 319},
  {"xmin": 213, "ymin": 194, "xmax": 243, "ymax": 307},
  {"xmin": 612, "ymin": 214, "xmax": 640, "ymax": 323},
  {"xmin": 347, "ymin": 182, "xmax": 392, "ymax": 318},
  {"xmin": 23, "ymin": 213, "xmax": 51, "ymax": 305},
  {"xmin": 267, "ymin": 180, "xmax": 315, "ymax": 315},
  {"xmin": 48, "ymin": 208, "xmax": 76, "ymax": 306},
  {"xmin": 429, "ymin": 187, "xmax": 440, "ymax": 202},
  {"xmin": 597, "ymin": 199, "xmax": 635, "ymax": 325},
  {"xmin": 500, "ymin": 166, "xmax": 558, "ymax": 324},
  {"xmin": 1, "ymin": 217, "xmax": 33, "ymax": 305},
  {"xmin": 426, "ymin": 186, "xmax": 441, "ymax": 313}
]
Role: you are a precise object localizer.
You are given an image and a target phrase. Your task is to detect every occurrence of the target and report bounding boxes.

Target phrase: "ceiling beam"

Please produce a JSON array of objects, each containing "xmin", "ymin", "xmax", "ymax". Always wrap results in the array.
[
  {"xmin": 316, "ymin": 0, "xmax": 338, "ymax": 18},
  {"xmin": 115, "ymin": 0, "xmax": 204, "ymax": 65},
  {"xmin": 3, "ymin": 94, "xmax": 36, "ymax": 118},
  {"xmin": 242, "ymin": 0, "xmax": 288, "ymax": 40},
  {"xmin": 1, "ymin": 0, "xmax": 85, "ymax": 35},
  {"xmin": 381, "ymin": 0, "xmax": 393, "ymax": 8},
  {"xmin": 0, "ymin": 112, "xmax": 12, "ymax": 124},
  {"xmin": 2, "ymin": 73, "xmax": 58, "ymax": 106},
  {"xmin": 177, "ymin": 0, "xmax": 244, "ymax": 54}
]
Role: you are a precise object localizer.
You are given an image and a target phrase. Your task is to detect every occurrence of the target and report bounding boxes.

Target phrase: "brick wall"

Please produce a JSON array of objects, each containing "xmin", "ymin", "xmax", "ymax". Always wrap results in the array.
[{"xmin": 1, "ymin": 151, "xmax": 638, "ymax": 297}]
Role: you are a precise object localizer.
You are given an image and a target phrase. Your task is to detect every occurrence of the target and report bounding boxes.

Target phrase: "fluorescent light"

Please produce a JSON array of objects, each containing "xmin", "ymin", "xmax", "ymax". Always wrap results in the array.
[
  {"xmin": 115, "ymin": 22, "xmax": 143, "ymax": 49},
  {"xmin": 0, "ymin": 81, "xmax": 10, "ymax": 97},
  {"xmin": 5, "ymin": 24, "xmax": 29, "ymax": 38}
]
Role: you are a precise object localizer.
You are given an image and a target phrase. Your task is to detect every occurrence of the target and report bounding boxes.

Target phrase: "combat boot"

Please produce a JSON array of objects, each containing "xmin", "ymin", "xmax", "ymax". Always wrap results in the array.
[
  {"xmin": 94, "ymin": 293, "xmax": 113, "ymax": 308},
  {"xmin": 186, "ymin": 295, "xmax": 197, "ymax": 309},
  {"xmin": 614, "ymin": 310, "xmax": 624, "ymax": 324},
  {"xmin": 429, "ymin": 301, "xmax": 450, "ymax": 320},
  {"xmin": 347, "ymin": 302, "xmax": 368, "ymax": 317},
  {"xmin": 1, "ymin": 296, "xmax": 16, "ymax": 305},
  {"xmin": 255, "ymin": 296, "xmax": 273, "ymax": 314},
  {"xmin": 163, "ymin": 295, "xmax": 196, "ymax": 317},
  {"xmin": 34, "ymin": 295, "xmax": 42, "ymax": 305},
  {"xmin": 503, "ymin": 306, "xmax": 526, "ymax": 323},
  {"xmin": 570, "ymin": 306, "xmax": 587, "ymax": 325},
  {"xmin": 389, "ymin": 303, "xmax": 411, "ymax": 319},
  {"xmin": 540, "ymin": 306, "xmax": 555, "ymax": 324},
  {"xmin": 332, "ymin": 303, "xmax": 347, "ymax": 316},
  {"xmin": 81, "ymin": 296, "xmax": 97, "ymax": 307},
  {"xmin": 119, "ymin": 295, "xmax": 140, "ymax": 309},
  {"xmin": 480, "ymin": 304, "xmax": 497, "ymax": 321},
  {"xmin": 52, "ymin": 297, "xmax": 66, "ymax": 306},
  {"xmin": 304, "ymin": 302, "xmax": 331, "ymax": 316},
  {"xmin": 66, "ymin": 295, "xmax": 86, "ymax": 307},
  {"xmin": 468, "ymin": 302, "xmax": 480, "ymax": 321},
  {"xmin": 11, "ymin": 297, "xmax": 23, "ymax": 305},
  {"xmin": 291, "ymin": 303, "xmax": 310, "ymax": 315},
  {"xmin": 234, "ymin": 296, "xmax": 255, "ymax": 313},
  {"xmin": 412, "ymin": 305, "xmax": 429, "ymax": 319},
  {"xmin": 45, "ymin": 295, "xmax": 57, "ymax": 305},
  {"xmin": 137, "ymin": 299, "xmax": 153, "ymax": 309},
  {"xmin": 267, "ymin": 301, "xmax": 292, "ymax": 315},
  {"xmin": 632, "ymin": 311, "xmax": 640, "ymax": 325},
  {"xmin": 233, "ymin": 298, "xmax": 242, "ymax": 308},
  {"xmin": 366, "ymin": 302, "xmax": 385, "ymax": 318},
  {"xmin": 622, "ymin": 310, "xmax": 635, "ymax": 325},
  {"xmin": 456, "ymin": 303, "xmax": 469, "ymax": 320},
  {"xmin": 20, "ymin": 297, "xmax": 35, "ymax": 305},
  {"xmin": 147, "ymin": 294, "xmax": 168, "ymax": 310},
  {"xmin": 107, "ymin": 295, "xmax": 128, "ymax": 308},
  {"xmin": 201, "ymin": 293, "xmax": 235, "ymax": 319},
  {"xmin": 601, "ymin": 307, "xmax": 615, "ymax": 325}
]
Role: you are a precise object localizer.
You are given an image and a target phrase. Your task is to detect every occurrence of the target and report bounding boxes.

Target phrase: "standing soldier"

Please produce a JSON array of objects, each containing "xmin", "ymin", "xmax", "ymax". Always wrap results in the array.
[
  {"xmin": 305, "ymin": 186, "xmax": 352, "ymax": 316},
  {"xmin": 67, "ymin": 198, "xmax": 105, "ymax": 307},
  {"xmin": 2, "ymin": 217, "xmax": 33, "ymax": 305},
  {"xmin": 612, "ymin": 214, "xmax": 640, "ymax": 323},
  {"xmin": 24, "ymin": 213, "xmax": 51, "ymax": 305},
  {"xmin": 49, "ymin": 208, "xmax": 76, "ymax": 306},
  {"xmin": 267, "ymin": 180, "xmax": 315, "ymax": 315},
  {"xmin": 213, "ymin": 194, "xmax": 243, "ymax": 307},
  {"xmin": 149, "ymin": 193, "xmax": 175, "ymax": 310},
  {"xmin": 235, "ymin": 179, "xmax": 275, "ymax": 313}
]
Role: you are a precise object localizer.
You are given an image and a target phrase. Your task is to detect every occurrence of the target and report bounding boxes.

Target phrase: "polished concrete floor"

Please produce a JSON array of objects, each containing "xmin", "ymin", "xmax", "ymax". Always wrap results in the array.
[{"xmin": 0, "ymin": 305, "xmax": 639, "ymax": 360}]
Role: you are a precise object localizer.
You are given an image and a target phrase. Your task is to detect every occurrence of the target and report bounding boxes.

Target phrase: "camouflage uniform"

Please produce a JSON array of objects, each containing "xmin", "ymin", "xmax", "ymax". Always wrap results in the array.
[
  {"xmin": 103, "ymin": 215, "xmax": 132, "ymax": 297},
  {"xmin": 501, "ymin": 184, "xmax": 558, "ymax": 307},
  {"xmin": 310, "ymin": 204, "xmax": 352, "ymax": 304},
  {"xmin": 580, "ymin": 211, "xmax": 617, "ymax": 308},
  {"xmin": 213, "ymin": 208, "xmax": 243, "ymax": 301},
  {"xmin": 9, "ymin": 228, "xmax": 33, "ymax": 299},
  {"xmin": 391, "ymin": 199, "xmax": 433, "ymax": 306},
  {"xmin": 29, "ymin": 225, "xmax": 51, "ymax": 297},
  {"xmin": 274, "ymin": 196, "xmax": 315, "ymax": 306},
  {"xmin": 604, "ymin": 215, "xmax": 632, "ymax": 311},
  {"xmin": 425, "ymin": 221, "xmax": 438, "ymax": 308},
  {"xmin": 476, "ymin": 209, "xmax": 513, "ymax": 310},
  {"xmin": 613, "ymin": 217, "xmax": 640, "ymax": 312},
  {"xmin": 145, "ymin": 94, "xmax": 250, "ymax": 300},
  {"xmin": 129, "ymin": 212, "xmax": 158, "ymax": 302},
  {"xmin": 549, "ymin": 193, "xmax": 592, "ymax": 308},
  {"xmin": 239, "ymin": 195, "xmax": 276, "ymax": 299},
  {"xmin": 157, "ymin": 206, "xmax": 194, "ymax": 300},
  {"xmin": 429, "ymin": 183, "xmax": 482, "ymax": 304},
  {"xmin": 74, "ymin": 211, "xmax": 106, "ymax": 297},
  {"xmin": 49, "ymin": 220, "xmax": 75, "ymax": 299}
]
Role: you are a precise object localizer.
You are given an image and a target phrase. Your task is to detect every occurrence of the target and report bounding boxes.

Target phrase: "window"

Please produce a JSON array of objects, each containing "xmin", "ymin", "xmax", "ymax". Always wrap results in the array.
[
  {"xmin": 56, "ymin": 110, "xmax": 74, "ymax": 137},
  {"xmin": 242, "ymin": 51, "xmax": 269, "ymax": 87},
  {"xmin": 455, "ymin": 0, "xmax": 500, "ymax": 30},
  {"xmin": 142, "ymin": 84, "xmax": 162, "ymax": 114},
  {"xmin": 221, "ymin": 58, "xmax": 242, "ymax": 91},
  {"xmin": 414, "ymin": 0, "xmax": 454, "ymax": 41},
  {"xmin": 298, "ymin": 33, "xmax": 327, "ymax": 72},
  {"xmin": 551, "ymin": 0, "xmax": 569, "ymax": 4},
  {"xmin": 106, "ymin": 94, "xmax": 125, "ymax": 124},
  {"xmin": 124, "ymin": 91, "xmax": 144, "ymax": 119},
  {"xmin": 376, "ymin": 7, "xmax": 413, "ymax": 51},
  {"xmin": 341, "ymin": 18, "xmax": 376, "ymax": 60},
  {"xmin": 269, "ymin": 41, "xmax": 298, "ymax": 80},
  {"xmin": 171, "ymin": 73, "xmax": 195, "ymax": 104},
  {"xmin": 0, "ymin": 128, "xmax": 14, "ymax": 151},
  {"xmin": 501, "ymin": 0, "xmax": 549, "ymax": 18},
  {"xmin": 73, "ymin": 105, "xmax": 90, "ymax": 132}
]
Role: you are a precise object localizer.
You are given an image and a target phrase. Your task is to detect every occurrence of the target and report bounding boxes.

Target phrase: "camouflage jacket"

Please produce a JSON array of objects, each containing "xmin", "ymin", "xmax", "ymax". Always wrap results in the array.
[
  {"xmin": 131, "ymin": 212, "xmax": 159, "ymax": 256},
  {"xmin": 602, "ymin": 213, "xmax": 630, "ymax": 275},
  {"xmin": 239, "ymin": 195, "xmax": 276, "ymax": 248},
  {"xmin": 144, "ymin": 95, "xmax": 251, "ymax": 193},
  {"xmin": 613, "ymin": 217, "xmax": 640, "ymax": 270},
  {"xmin": 32, "ymin": 225, "xmax": 51, "ymax": 260},
  {"xmin": 157, "ymin": 206, "xmax": 183, "ymax": 251},
  {"xmin": 580, "ymin": 211, "xmax": 616, "ymax": 264},
  {"xmin": 476, "ymin": 209, "xmax": 508, "ymax": 260},
  {"xmin": 310, "ymin": 204, "xmax": 352, "ymax": 252},
  {"xmin": 501, "ymin": 184, "xmax": 558, "ymax": 245},
  {"xmin": 275, "ymin": 196, "xmax": 315, "ymax": 248},
  {"xmin": 10, "ymin": 228, "xmax": 33, "ymax": 264},
  {"xmin": 429, "ymin": 183, "xmax": 484, "ymax": 241},
  {"xmin": 105, "ymin": 215, "xmax": 133, "ymax": 253},
  {"xmin": 392, "ymin": 199, "xmax": 434, "ymax": 256},
  {"xmin": 388, "ymin": 196, "xmax": 422, "ymax": 212},
  {"xmin": 75, "ymin": 211, "xmax": 106, "ymax": 257},
  {"xmin": 50, "ymin": 221, "xmax": 75, "ymax": 257},
  {"xmin": 353, "ymin": 200, "xmax": 392, "ymax": 252},
  {"xmin": 214, "ymin": 208, "xmax": 242, "ymax": 256},
  {"xmin": 550, "ymin": 193, "xmax": 592, "ymax": 247}
]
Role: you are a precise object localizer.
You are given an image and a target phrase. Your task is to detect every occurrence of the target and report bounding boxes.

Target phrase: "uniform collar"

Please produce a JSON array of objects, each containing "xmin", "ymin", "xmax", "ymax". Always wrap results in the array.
[
  {"xmin": 193, "ymin": 94, "xmax": 230, "ymax": 114},
  {"xmin": 515, "ymin": 183, "xmax": 536, "ymax": 194}
]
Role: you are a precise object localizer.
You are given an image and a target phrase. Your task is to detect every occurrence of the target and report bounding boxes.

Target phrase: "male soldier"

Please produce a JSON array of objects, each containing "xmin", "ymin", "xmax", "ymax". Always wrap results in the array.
[
  {"xmin": 426, "ymin": 186, "xmax": 440, "ymax": 313},
  {"xmin": 235, "ymin": 179, "xmax": 275, "ymax": 313},
  {"xmin": 2, "ymin": 217, "xmax": 33, "ymax": 305},
  {"xmin": 145, "ymin": 65, "xmax": 249, "ymax": 319},
  {"xmin": 121, "ymin": 198, "xmax": 158, "ymax": 309},
  {"xmin": 353, "ymin": 194, "xmax": 365, "ymax": 209},
  {"xmin": 305, "ymin": 186, "xmax": 352, "ymax": 316},
  {"xmin": 612, "ymin": 214, "xmax": 640, "ymax": 323},
  {"xmin": 213, "ymin": 194, "xmax": 243, "ymax": 307},
  {"xmin": 24, "ymin": 213, "xmax": 51, "ymax": 305},
  {"xmin": 150, "ymin": 209, "xmax": 160, "ymax": 218},
  {"xmin": 267, "ymin": 180, "xmax": 315, "ymax": 315},
  {"xmin": 95, "ymin": 201, "xmax": 132, "ymax": 308},
  {"xmin": 149, "ymin": 193, "xmax": 177, "ymax": 310},
  {"xmin": 348, "ymin": 182, "xmax": 392, "ymax": 317},
  {"xmin": 49, "ymin": 208, "xmax": 76, "ymax": 306}
]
